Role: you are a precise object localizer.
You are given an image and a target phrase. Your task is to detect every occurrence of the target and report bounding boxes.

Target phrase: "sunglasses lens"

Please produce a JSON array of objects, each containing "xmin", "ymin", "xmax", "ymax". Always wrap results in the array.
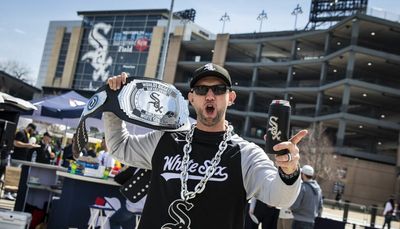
[
  {"xmin": 193, "ymin": 85, "xmax": 229, "ymax": 95},
  {"xmin": 213, "ymin": 85, "xmax": 227, "ymax": 95},
  {"xmin": 194, "ymin": 86, "xmax": 208, "ymax": 95}
]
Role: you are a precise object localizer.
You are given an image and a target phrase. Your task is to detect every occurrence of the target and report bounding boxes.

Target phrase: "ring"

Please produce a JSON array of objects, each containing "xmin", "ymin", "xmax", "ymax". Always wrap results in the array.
[{"xmin": 287, "ymin": 153, "xmax": 292, "ymax": 162}]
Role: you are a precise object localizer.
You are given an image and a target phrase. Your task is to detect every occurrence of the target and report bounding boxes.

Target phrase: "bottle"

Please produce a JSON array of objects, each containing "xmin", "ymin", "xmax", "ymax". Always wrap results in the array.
[
  {"xmin": 265, "ymin": 100, "xmax": 291, "ymax": 155},
  {"xmin": 56, "ymin": 151, "xmax": 63, "ymax": 166},
  {"xmin": 31, "ymin": 151, "xmax": 37, "ymax": 162}
]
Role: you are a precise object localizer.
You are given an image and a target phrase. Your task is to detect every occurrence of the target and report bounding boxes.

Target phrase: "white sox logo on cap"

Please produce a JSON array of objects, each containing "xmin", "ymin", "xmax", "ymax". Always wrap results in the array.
[{"xmin": 204, "ymin": 63, "xmax": 216, "ymax": 71}]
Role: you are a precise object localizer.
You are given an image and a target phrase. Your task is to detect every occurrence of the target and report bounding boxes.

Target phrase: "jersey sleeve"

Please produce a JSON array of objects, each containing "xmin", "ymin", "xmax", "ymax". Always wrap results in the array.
[
  {"xmin": 240, "ymin": 141, "xmax": 301, "ymax": 208},
  {"xmin": 103, "ymin": 112, "xmax": 163, "ymax": 169}
]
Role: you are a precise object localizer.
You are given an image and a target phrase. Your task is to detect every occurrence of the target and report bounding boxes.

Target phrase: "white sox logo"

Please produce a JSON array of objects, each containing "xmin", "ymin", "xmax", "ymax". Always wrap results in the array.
[
  {"xmin": 203, "ymin": 63, "xmax": 216, "ymax": 71},
  {"xmin": 162, "ymin": 199, "xmax": 193, "ymax": 229},
  {"xmin": 161, "ymin": 155, "xmax": 228, "ymax": 182},
  {"xmin": 268, "ymin": 116, "xmax": 282, "ymax": 141},
  {"xmin": 149, "ymin": 92, "xmax": 163, "ymax": 113},
  {"xmin": 81, "ymin": 22, "xmax": 113, "ymax": 82}
]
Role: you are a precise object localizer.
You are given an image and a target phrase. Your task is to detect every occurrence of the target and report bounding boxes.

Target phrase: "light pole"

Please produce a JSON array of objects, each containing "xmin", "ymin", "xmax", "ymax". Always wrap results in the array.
[
  {"xmin": 257, "ymin": 10, "xmax": 268, "ymax": 32},
  {"xmin": 220, "ymin": 12, "xmax": 230, "ymax": 33},
  {"xmin": 291, "ymin": 4, "xmax": 303, "ymax": 30},
  {"xmin": 158, "ymin": 0, "xmax": 174, "ymax": 80}
]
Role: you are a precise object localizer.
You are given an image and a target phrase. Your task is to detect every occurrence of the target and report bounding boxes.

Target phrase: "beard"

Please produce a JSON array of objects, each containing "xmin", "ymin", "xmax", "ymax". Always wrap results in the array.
[{"xmin": 195, "ymin": 106, "xmax": 226, "ymax": 127}]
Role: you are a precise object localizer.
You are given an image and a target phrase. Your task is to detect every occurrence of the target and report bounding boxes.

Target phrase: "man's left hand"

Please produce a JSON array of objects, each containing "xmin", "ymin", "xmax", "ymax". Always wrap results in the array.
[{"xmin": 274, "ymin": 130, "xmax": 308, "ymax": 174}]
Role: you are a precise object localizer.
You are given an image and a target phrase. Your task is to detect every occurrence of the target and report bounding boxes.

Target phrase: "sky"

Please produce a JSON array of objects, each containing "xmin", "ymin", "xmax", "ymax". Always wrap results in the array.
[{"xmin": 1, "ymin": 0, "xmax": 399, "ymax": 85}]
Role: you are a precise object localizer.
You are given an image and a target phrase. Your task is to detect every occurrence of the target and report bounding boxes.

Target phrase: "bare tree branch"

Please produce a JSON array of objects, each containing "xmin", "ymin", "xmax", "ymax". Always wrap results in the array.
[
  {"xmin": 0, "ymin": 60, "xmax": 32, "ymax": 82},
  {"xmin": 298, "ymin": 122, "xmax": 337, "ymax": 185}
]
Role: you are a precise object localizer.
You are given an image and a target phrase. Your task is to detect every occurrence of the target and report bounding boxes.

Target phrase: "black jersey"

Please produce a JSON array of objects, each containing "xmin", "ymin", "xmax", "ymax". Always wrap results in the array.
[{"xmin": 104, "ymin": 113, "xmax": 300, "ymax": 229}]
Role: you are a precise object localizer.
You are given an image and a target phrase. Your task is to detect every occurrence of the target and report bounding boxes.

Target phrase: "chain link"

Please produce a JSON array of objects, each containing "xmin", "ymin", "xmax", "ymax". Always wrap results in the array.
[{"xmin": 180, "ymin": 123, "xmax": 233, "ymax": 201}]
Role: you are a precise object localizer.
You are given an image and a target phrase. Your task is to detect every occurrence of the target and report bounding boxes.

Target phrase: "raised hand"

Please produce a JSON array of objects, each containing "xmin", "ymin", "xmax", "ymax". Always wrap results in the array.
[{"xmin": 107, "ymin": 72, "xmax": 128, "ymax": 91}]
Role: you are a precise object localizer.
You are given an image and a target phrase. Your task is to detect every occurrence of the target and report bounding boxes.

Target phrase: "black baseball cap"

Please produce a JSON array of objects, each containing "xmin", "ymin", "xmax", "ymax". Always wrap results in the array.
[{"xmin": 190, "ymin": 63, "xmax": 232, "ymax": 88}]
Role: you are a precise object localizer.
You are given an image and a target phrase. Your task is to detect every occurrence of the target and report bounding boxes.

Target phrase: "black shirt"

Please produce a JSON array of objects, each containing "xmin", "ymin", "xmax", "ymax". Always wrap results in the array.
[
  {"xmin": 36, "ymin": 141, "xmax": 52, "ymax": 164},
  {"xmin": 11, "ymin": 129, "xmax": 29, "ymax": 161}
]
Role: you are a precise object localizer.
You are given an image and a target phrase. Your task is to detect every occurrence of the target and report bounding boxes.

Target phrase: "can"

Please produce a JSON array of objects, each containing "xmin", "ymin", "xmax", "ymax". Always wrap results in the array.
[{"xmin": 265, "ymin": 100, "xmax": 291, "ymax": 155}]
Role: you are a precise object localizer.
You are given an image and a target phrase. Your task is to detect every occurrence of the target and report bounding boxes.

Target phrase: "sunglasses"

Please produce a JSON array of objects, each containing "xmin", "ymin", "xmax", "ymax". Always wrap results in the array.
[{"xmin": 191, "ymin": 84, "xmax": 230, "ymax": 95}]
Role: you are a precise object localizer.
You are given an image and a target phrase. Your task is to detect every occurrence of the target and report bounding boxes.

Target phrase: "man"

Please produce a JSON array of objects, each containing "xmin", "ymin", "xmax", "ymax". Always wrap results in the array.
[
  {"xmin": 97, "ymin": 137, "xmax": 115, "ymax": 168},
  {"xmin": 105, "ymin": 63, "xmax": 308, "ymax": 229},
  {"xmin": 62, "ymin": 135, "xmax": 75, "ymax": 167},
  {"xmin": 290, "ymin": 165, "xmax": 323, "ymax": 229},
  {"xmin": 35, "ymin": 132, "xmax": 55, "ymax": 164},
  {"xmin": 12, "ymin": 123, "xmax": 40, "ymax": 162}
]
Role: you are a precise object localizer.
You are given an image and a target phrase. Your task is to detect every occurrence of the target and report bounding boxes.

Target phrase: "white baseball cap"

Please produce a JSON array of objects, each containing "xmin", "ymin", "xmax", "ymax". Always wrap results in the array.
[{"xmin": 301, "ymin": 165, "xmax": 314, "ymax": 176}]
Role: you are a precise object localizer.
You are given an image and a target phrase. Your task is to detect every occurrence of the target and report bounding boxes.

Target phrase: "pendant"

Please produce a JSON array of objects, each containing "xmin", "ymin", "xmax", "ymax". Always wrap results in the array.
[{"xmin": 161, "ymin": 199, "xmax": 194, "ymax": 229}]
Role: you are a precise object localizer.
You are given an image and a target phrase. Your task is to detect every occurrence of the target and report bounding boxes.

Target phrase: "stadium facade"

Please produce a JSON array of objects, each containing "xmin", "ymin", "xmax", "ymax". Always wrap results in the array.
[{"xmin": 39, "ymin": 10, "xmax": 400, "ymax": 205}]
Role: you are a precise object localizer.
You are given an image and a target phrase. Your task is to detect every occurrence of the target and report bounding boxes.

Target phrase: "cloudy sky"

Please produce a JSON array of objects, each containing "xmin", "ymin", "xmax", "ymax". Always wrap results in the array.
[{"xmin": 1, "ymin": 0, "xmax": 399, "ymax": 84}]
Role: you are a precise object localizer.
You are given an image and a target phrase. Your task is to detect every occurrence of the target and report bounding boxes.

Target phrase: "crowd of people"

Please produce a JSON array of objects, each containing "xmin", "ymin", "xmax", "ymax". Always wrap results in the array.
[{"xmin": 0, "ymin": 123, "xmax": 113, "ymax": 201}]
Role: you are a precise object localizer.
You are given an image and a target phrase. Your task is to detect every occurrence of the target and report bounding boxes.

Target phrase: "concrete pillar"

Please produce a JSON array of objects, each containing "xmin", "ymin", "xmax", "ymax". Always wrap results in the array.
[
  {"xmin": 350, "ymin": 19, "xmax": 360, "ymax": 46},
  {"xmin": 336, "ymin": 119, "xmax": 346, "ymax": 147},
  {"xmin": 341, "ymin": 84, "xmax": 351, "ymax": 113},
  {"xmin": 290, "ymin": 39, "xmax": 298, "ymax": 60},
  {"xmin": 212, "ymin": 34, "xmax": 230, "ymax": 66},
  {"xmin": 315, "ymin": 62, "xmax": 328, "ymax": 116},
  {"xmin": 286, "ymin": 66, "xmax": 294, "ymax": 89},
  {"xmin": 45, "ymin": 27, "xmax": 65, "ymax": 87},
  {"xmin": 61, "ymin": 26, "xmax": 83, "ymax": 88},
  {"xmin": 244, "ymin": 43, "xmax": 263, "ymax": 136},
  {"xmin": 163, "ymin": 35, "xmax": 183, "ymax": 84},
  {"xmin": 144, "ymin": 26, "xmax": 165, "ymax": 78},
  {"xmin": 345, "ymin": 51, "xmax": 356, "ymax": 79},
  {"xmin": 324, "ymin": 32, "xmax": 332, "ymax": 54}
]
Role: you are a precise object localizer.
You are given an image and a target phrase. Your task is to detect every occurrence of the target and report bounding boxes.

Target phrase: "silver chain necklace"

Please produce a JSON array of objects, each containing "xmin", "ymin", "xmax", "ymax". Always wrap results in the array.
[{"xmin": 180, "ymin": 123, "xmax": 233, "ymax": 201}]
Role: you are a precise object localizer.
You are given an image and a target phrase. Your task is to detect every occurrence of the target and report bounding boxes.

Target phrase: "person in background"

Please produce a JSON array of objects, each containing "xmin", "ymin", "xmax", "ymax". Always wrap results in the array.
[
  {"xmin": 382, "ymin": 196, "xmax": 395, "ymax": 229},
  {"xmin": 84, "ymin": 144, "xmax": 97, "ymax": 158},
  {"xmin": 62, "ymin": 135, "xmax": 75, "ymax": 167},
  {"xmin": 333, "ymin": 192, "xmax": 342, "ymax": 210},
  {"xmin": 97, "ymin": 137, "xmax": 115, "ymax": 168},
  {"xmin": 12, "ymin": 123, "xmax": 40, "ymax": 162},
  {"xmin": 246, "ymin": 198, "xmax": 280, "ymax": 229},
  {"xmin": 35, "ymin": 132, "xmax": 55, "ymax": 164},
  {"xmin": 290, "ymin": 165, "xmax": 323, "ymax": 229},
  {"xmin": 110, "ymin": 166, "xmax": 150, "ymax": 229},
  {"xmin": 277, "ymin": 207, "xmax": 293, "ymax": 229}
]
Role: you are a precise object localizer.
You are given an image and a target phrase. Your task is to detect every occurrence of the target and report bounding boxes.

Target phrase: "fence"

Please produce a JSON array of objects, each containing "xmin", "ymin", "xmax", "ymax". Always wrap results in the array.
[{"xmin": 322, "ymin": 198, "xmax": 399, "ymax": 229}]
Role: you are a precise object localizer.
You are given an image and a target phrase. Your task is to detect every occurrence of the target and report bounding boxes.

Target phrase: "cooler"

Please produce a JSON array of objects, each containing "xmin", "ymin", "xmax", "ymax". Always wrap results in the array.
[{"xmin": 0, "ymin": 209, "xmax": 32, "ymax": 229}]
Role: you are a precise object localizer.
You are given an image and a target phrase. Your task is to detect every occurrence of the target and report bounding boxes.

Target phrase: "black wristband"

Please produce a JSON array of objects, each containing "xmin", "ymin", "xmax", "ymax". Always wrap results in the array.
[{"xmin": 278, "ymin": 165, "xmax": 300, "ymax": 185}]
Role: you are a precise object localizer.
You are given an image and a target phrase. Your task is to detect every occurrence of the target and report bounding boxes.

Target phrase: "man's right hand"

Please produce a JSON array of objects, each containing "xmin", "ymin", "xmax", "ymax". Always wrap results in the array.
[{"xmin": 107, "ymin": 72, "xmax": 128, "ymax": 91}]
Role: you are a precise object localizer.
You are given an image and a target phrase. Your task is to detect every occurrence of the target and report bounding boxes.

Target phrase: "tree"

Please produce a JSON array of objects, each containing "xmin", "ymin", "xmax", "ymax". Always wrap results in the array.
[
  {"xmin": 298, "ymin": 122, "xmax": 337, "ymax": 184},
  {"xmin": 0, "ymin": 60, "xmax": 32, "ymax": 82}
]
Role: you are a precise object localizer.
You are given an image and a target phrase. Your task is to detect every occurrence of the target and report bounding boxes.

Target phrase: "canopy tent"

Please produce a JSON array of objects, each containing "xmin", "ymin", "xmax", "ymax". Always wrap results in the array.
[
  {"xmin": 0, "ymin": 92, "xmax": 37, "ymax": 112},
  {"xmin": 21, "ymin": 91, "xmax": 153, "ymax": 134},
  {"xmin": 26, "ymin": 91, "xmax": 94, "ymax": 118},
  {"xmin": 21, "ymin": 91, "xmax": 103, "ymax": 130},
  {"xmin": 0, "ymin": 92, "xmax": 37, "ymax": 151}
]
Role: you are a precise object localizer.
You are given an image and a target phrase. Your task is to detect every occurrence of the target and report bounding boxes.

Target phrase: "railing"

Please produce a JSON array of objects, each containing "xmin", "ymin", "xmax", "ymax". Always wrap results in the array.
[
  {"xmin": 367, "ymin": 7, "xmax": 400, "ymax": 23},
  {"xmin": 322, "ymin": 198, "xmax": 399, "ymax": 229}
]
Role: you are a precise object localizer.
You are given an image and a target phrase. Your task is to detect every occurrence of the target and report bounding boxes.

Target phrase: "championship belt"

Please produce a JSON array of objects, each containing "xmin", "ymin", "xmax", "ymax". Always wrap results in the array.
[{"xmin": 73, "ymin": 76, "xmax": 190, "ymax": 157}]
